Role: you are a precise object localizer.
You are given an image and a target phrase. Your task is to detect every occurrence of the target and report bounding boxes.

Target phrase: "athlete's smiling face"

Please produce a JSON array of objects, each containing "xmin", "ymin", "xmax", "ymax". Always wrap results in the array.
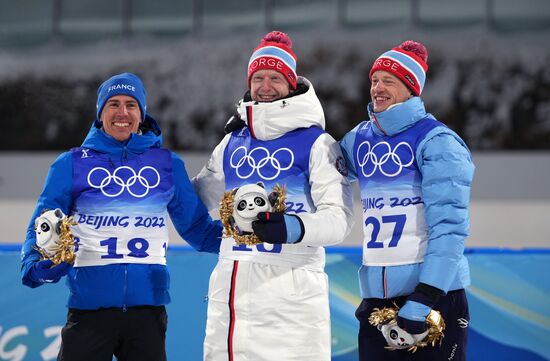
[
  {"xmin": 100, "ymin": 95, "xmax": 141, "ymax": 141},
  {"xmin": 370, "ymin": 70, "xmax": 412, "ymax": 112},
  {"xmin": 250, "ymin": 69, "xmax": 290, "ymax": 102}
]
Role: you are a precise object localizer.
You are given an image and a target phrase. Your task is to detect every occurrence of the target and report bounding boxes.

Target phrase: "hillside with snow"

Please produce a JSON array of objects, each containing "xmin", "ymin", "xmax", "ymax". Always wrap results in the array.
[{"xmin": 1, "ymin": 24, "xmax": 549, "ymax": 150}]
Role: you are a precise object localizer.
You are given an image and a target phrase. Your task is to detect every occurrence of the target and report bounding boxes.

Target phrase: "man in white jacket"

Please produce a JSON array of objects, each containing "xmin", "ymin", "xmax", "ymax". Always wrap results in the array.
[{"xmin": 193, "ymin": 31, "xmax": 354, "ymax": 361}]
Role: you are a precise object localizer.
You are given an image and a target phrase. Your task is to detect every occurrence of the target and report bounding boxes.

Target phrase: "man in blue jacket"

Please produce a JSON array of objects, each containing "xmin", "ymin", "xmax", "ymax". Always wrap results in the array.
[
  {"xmin": 21, "ymin": 73, "xmax": 223, "ymax": 361},
  {"xmin": 340, "ymin": 41, "xmax": 474, "ymax": 361}
]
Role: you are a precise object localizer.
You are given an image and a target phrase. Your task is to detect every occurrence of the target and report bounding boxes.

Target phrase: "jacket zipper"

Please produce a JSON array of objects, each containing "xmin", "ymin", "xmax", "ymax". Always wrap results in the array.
[
  {"xmin": 382, "ymin": 266, "xmax": 388, "ymax": 299},
  {"xmin": 123, "ymin": 265, "xmax": 128, "ymax": 312},
  {"xmin": 372, "ymin": 113, "xmax": 388, "ymax": 136}
]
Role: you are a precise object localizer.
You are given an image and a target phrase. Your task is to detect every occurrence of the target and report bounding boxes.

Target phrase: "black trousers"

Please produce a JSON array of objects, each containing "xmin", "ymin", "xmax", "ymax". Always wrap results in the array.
[
  {"xmin": 58, "ymin": 306, "xmax": 167, "ymax": 361},
  {"xmin": 355, "ymin": 289, "xmax": 469, "ymax": 361}
]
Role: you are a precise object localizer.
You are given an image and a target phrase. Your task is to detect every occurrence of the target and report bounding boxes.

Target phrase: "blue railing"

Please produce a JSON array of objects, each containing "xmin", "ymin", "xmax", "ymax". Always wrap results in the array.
[
  {"xmin": 4, "ymin": 244, "xmax": 549, "ymax": 254},
  {"xmin": 2, "ymin": 245, "xmax": 549, "ymax": 360}
]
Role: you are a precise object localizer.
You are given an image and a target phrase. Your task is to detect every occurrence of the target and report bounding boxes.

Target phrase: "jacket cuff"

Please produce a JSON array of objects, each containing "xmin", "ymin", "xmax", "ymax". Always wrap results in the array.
[
  {"xmin": 285, "ymin": 214, "xmax": 305, "ymax": 244},
  {"xmin": 410, "ymin": 282, "xmax": 445, "ymax": 308}
]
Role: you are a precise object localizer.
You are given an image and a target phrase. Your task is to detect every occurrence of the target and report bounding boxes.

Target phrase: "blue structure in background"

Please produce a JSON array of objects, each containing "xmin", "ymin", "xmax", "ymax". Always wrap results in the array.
[
  {"xmin": 2, "ymin": 0, "xmax": 549, "ymax": 49},
  {"xmin": 0, "ymin": 246, "xmax": 548, "ymax": 361}
]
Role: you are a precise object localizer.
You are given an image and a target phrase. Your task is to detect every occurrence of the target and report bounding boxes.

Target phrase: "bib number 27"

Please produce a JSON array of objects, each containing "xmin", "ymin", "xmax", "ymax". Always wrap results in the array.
[{"xmin": 365, "ymin": 214, "xmax": 406, "ymax": 248}]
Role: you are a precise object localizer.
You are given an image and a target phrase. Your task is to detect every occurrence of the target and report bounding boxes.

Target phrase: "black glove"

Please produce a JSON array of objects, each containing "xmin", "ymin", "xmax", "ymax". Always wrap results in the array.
[
  {"xmin": 252, "ymin": 212, "xmax": 304, "ymax": 244},
  {"xmin": 224, "ymin": 113, "xmax": 246, "ymax": 134},
  {"xmin": 397, "ymin": 283, "xmax": 444, "ymax": 334},
  {"xmin": 28, "ymin": 260, "xmax": 71, "ymax": 284}
]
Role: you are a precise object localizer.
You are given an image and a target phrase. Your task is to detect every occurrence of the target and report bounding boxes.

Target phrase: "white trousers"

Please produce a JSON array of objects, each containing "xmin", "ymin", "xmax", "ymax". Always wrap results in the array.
[{"xmin": 203, "ymin": 258, "xmax": 331, "ymax": 361}]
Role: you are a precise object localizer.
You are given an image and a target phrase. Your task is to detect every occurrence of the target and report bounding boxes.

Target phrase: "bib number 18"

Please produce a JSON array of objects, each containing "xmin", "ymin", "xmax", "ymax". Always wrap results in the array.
[{"xmin": 100, "ymin": 237, "xmax": 151, "ymax": 258}]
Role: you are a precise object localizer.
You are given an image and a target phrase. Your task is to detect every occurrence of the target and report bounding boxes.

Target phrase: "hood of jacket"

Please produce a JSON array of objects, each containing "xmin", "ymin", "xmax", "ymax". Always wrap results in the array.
[
  {"xmin": 367, "ymin": 97, "xmax": 430, "ymax": 137},
  {"xmin": 81, "ymin": 113, "xmax": 163, "ymax": 157},
  {"xmin": 236, "ymin": 77, "xmax": 325, "ymax": 141}
]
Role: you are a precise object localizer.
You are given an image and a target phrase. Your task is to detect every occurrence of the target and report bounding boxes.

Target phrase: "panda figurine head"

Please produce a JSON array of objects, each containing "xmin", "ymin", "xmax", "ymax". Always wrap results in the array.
[
  {"xmin": 232, "ymin": 182, "xmax": 273, "ymax": 234},
  {"xmin": 34, "ymin": 208, "xmax": 65, "ymax": 257},
  {"xmin": 379, "ymin": 320, "xmax": 429, "ymax": 350}
]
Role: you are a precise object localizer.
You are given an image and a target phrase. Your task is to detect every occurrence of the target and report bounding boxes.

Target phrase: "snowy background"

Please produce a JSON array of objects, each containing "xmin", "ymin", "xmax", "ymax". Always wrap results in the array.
[{"xmin": 1, "ymin": 0, "xmax": 549, "ymax": 151}]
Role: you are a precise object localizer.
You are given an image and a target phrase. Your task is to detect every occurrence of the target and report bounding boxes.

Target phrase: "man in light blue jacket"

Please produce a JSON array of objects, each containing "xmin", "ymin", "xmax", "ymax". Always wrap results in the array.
[
  {"xmin": 21, "ymin": 73, "xmax": 223, "ymax": 361},
  {"xmin": 340, "ymin": 41, "xmax": 474, "ymax": 361}
]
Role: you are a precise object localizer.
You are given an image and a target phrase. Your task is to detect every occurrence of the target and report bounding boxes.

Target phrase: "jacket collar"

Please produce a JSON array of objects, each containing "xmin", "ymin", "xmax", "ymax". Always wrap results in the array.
[
  {"xmin": 367, "ymin": 97, "xmax": 428, "ymax": 136},
  {"xmin": 81, "ymin": 113, "xmax": 162, "ymax": 156},
  {"xmin": 237, "ymin": 77, "xmax": 325, "ymax": 141}
]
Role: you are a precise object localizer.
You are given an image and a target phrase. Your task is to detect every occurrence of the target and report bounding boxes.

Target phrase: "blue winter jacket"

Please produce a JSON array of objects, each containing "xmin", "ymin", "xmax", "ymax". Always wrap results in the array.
[
  {"xmin": 340, "ymin": 97, "xmax": 475, "ymax": 299},
  {"xmin": 21, "ymin": 115, "xmax": 223, "ymax": 309}
]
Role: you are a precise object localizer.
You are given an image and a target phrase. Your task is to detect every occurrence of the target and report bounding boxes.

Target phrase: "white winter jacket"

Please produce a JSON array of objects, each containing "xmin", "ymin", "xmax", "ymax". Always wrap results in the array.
[{"xmin": 193, "ymin": 77, "xmax": 354, "ymax": 270}]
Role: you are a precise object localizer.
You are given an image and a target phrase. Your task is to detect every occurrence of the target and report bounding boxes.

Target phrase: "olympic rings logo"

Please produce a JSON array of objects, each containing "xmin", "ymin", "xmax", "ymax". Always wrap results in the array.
[
  {"xmin": 229, "ymin": 146, "xmax": 294, "ymax": 180},
  {"xmin": 87, "ymin": 166, "xmax": 161, "ymax": 198},
  {"xmin": 356, "ymin": 140, "xmax": 414, "ymax": 177}
]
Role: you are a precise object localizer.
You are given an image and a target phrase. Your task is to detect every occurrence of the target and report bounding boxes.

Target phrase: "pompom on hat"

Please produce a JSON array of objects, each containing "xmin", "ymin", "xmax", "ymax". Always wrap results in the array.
[
  {"xmin": 96, "ymin": 72, "xmax": 147, "ymax": 121},
  {"xmin": 248, "ymin": 31, "xmax": 298, "ymax": 89},
  {"xmin": 369, "ymin": 40, "xmax": 429, "ymax": 96}
]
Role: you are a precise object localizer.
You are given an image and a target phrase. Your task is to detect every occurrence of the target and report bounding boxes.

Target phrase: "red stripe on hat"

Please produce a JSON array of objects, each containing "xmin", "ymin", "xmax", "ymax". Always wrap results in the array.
[
  {"xmin": 392, "ymin": 47, "xmax": 428, "ymax": 72},
  {"xmin": 369, "ymin": 47, "xmax": 427, "ymax": 96},
  {"xmin": 370, "ymin": 57, "xmax": 422, "ymax": 96},
  {"xmin": 248, "ymin": 56, "xmax": 297, "ymax": 89},
  {"xmin": 247, "ymin": 42, "xmax": 298, "ymax": 89}
]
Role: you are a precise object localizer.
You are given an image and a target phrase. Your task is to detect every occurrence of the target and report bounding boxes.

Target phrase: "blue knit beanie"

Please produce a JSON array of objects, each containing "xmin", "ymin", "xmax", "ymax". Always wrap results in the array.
[{"xmin": 96, "ymin": 73, "xmax": 147, "ymax": 121}]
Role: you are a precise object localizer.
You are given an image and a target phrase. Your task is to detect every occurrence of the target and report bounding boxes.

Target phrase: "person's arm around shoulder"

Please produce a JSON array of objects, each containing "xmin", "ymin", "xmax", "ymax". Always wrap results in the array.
[
  {"xmin": 191, "ymin": 134, "xmax": 231, "ymax": 212},
  {"xmin": 297, "ymin": 133, "xmax": 355, "ymax": 247},
  {"xmin": 168, "ymin": 153, "xmax": 223, "ymax": 254},
  {"xmin": 21, "ymin": 152, "xmax": 74, "ymax": 288}
]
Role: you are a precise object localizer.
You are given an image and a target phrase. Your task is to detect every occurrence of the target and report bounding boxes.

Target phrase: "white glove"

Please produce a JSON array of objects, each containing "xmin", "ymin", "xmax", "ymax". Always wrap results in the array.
[{"xmin": 378, "ymin": 320, "xmax": 429, "ymax": 350}]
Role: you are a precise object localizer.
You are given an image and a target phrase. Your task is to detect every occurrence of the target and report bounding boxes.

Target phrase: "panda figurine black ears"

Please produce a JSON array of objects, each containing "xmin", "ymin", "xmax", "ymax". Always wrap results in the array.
[
  {"xmin": 53, "ymin": 209, "xmax": 63, "ymax": 234},
  {"xmin": 39, "ymin": 208, "xmax": 63, "ymax": 235},
  {"xmin": 35, "ymin": 208, "xmax": 66, "ymax": 257},
  {"xmin": 253, "ymin": 182, "xmax": 279, "ymax": 207}
]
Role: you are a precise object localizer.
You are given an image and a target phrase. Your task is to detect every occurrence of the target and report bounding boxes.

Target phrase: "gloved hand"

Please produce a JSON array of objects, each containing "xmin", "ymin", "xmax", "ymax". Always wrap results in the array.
[
  {"xmin": 224, "ymin": 113, "xmax": 246, "ymax": 134},
  {"xmin": 397, "ymin": 283, "xmax": 444, "ymax": 335},
  {"xmin": 252, "ymin": 212, "xmax": 304, "ymax": 244},
  {"xmin": 28, "ymin": 260, "xmax": 71, "ymax": 284},
  {"xmin": 379, "ymin": 321, "xmax": 428, "ymax": 350},
  {"xmin": 228, "ymin": 215, "xmax": 252, "ymax": 236}
]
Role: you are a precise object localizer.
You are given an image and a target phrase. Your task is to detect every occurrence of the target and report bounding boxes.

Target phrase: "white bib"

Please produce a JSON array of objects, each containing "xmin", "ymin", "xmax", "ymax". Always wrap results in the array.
[
  {"xmin": 361, "ymin": 197, "xmax": 428, "ymax": 266},
  {"xmin": 72, "ymin": 211, "xmax": 169, "ymax": 267}
]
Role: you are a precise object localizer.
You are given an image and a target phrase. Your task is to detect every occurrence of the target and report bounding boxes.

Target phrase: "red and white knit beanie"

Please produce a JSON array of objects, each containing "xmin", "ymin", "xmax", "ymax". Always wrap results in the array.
[
  {"xmin": 248, "ymin": 31, "xmax": 298, "ymax": 89},
  {"xmin": 369, "ymin": 40, "xmax": 429, "ymax": 96}
]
